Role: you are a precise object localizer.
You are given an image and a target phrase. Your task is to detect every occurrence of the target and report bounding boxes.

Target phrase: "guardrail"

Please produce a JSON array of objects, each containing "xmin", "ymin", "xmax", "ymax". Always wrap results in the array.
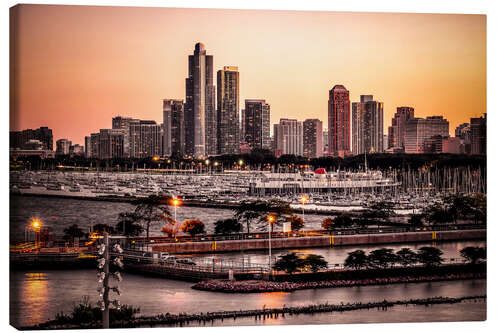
[{"xmin": 127, "ymin": 224, "xmax": 485, "ymax": 245}]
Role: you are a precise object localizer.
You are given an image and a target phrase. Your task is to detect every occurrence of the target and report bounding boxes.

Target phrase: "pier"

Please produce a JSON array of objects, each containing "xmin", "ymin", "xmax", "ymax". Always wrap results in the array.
[{"xmin": 150, "ymin": 227, "xmax": 486, "ymax": 254}]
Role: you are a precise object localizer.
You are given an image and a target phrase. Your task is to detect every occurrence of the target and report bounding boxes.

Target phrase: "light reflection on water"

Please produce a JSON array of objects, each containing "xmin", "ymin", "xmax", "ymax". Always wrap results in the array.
[{"xmin": 10, "ymin": 269, "xmax": 486, "ymax": 328}]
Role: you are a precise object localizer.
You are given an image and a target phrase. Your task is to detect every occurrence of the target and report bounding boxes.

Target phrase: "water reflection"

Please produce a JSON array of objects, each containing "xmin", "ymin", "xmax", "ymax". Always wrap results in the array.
[
  {"xmin": 10, "ymin": 269, "xmax": 486, "ymax": 328},
  {"xmin": 14, "ymin": 272, "xmax": 49, "ymax": 327}
]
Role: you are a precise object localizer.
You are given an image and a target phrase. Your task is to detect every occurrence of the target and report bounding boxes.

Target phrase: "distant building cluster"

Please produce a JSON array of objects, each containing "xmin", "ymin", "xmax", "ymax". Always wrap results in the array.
[{"xmin": 10, "ymin": 42, "xmax": 487, "ymax": 160}]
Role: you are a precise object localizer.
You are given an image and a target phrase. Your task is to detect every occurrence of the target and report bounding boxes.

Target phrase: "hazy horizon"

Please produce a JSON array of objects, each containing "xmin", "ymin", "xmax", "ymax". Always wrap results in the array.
[{"xmin": 10, "ymin": 4, "xmax": 486, "ymax": 145}]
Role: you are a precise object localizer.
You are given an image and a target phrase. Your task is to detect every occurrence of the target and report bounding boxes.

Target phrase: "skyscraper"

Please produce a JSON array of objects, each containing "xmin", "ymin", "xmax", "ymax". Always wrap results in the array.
[
  {"xmin": 185, "ymin": 42, "xmax": 216, "ymax": 158},
  {"xmin": 217, "ymin": 66, "xmax": 240, "ymax": 155},
  {"xmin": 470, "ymin": 114, "xmax": 486, "ymax": 155},
  {"xmin": 10, "ymin": 127, "xmax": 53, "ymax": 151},
  {"xmin": 328, "ymin": 85, "xmax": 350, "ymax": 157},
  {"xmin": 303, "ymin": 119, "xmax": 323, "ymax": 158},
  {"xmin": 351, "ymin": 95, "xmax": 384, "ymax": 155},
  {"xmin": 244, "ymin": 99, "xmax": 271, "ymax": 151},
  {"xmin": 89, "ymin": 133, "xmax": 100, "ymax": 158},
  {"xmin": 163, "ymin": 99, "xmax": 185, "ymax": 157},
  {"xmin": 273, "ymin": 119, "xmax": 303, "ymax": 157},
  {"xmin": 388, "ymin": 107, "xmax": 415, "ymax": 150},
  {"xmin": 98, "ymin": 129, "xmax": 125, "ymax": 159},
  {"xmin": 129, "ymin": 121, "xmax": 162, "ymax": 158},
  {"xmin": 455, "ymin": 122, "xmax": 471, "ymax": 154},
  {"xmin": 55, "ymin": 139, "xmax": 72, "ymax": 155},
  {"xmin": 112, "ymin": 116, "xmax": 140, "ymax": 158},
  {"xmin": 84, "ymin": 136, "xmax": 91, "ymax": 158},
  {"xmin": 404, "ymin": 116, "xmax": 449, "ymax": 154}
]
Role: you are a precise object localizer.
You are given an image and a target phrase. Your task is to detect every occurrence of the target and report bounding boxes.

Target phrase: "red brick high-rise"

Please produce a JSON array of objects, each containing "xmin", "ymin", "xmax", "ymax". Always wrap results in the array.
[{"xmin": 328, "ymin": 85, "xmax": 351, "ymax": 157}]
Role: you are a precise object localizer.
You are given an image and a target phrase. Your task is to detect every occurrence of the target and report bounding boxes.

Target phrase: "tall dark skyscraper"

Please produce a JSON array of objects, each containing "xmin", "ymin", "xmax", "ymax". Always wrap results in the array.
[
  {"xmin": 351, "ymin": 95, "xmax": 384, "ymax": 155},
  {"xmin": 303, "ymin": 119, "xmax": 323, "ymax": 158},
  {"xmin": 55, "ymin": 139, "xmax": 72, "ymax": 155},
  {"xmin": 328, "ymin": 85, "xmax": 351, "ymax": 157},
  {"xmin": 112, "ymin": 116, "xmax": 139, "ymax": 158},
  {"xmin": 98, "ymin": 129, "xmax": 125, "ymax": 159},
  {"xmin": 129, "ymin": 120, "xmax": 162, "ymax": 158},
  {"xmin": 244, "ymin": 99, "xmax": 271, "ymax": 151},
  {"xmin": 388, "ymin": 107, "xmax": 415, "ymax": 150},
  {"xmin": 470, "ymin": 114, "xmax": 486, "ymax": 155},
  {"xmin": 217, "ymin": 66, "xmax": 240, "ymax": 155},
  {"xmin": 185, "ymin": 42, "xmax": 216, "ymax": 158},
  {"xmin": 163, "ymin": 99, "xmax": 185, "ymax": 157}
]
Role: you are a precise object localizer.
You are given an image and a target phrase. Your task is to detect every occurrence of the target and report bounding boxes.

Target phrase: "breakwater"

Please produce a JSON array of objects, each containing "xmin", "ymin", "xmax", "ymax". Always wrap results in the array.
[
  {"xmin": 152, "ymin": 229, "xmax": 486, "ymax": 254},
  {"xmin": 23, "ymin": 295, "xmax": 486, "ymax": 329},
  {"xmin": 193, "ymin": 272, "xmax": 486, "ymax": 293}
]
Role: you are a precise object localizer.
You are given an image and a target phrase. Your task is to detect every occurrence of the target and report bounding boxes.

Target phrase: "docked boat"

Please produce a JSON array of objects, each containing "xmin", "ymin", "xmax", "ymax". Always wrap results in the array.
[{"xmin": 248, "ymin": 168, "xmax": 400, "ymax": 196}]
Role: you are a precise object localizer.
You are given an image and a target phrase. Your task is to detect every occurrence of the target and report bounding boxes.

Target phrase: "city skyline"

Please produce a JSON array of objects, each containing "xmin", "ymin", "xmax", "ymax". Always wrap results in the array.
[{"xmin": 10, "ymin": 5, "xmax": 486, "ymax": 145}]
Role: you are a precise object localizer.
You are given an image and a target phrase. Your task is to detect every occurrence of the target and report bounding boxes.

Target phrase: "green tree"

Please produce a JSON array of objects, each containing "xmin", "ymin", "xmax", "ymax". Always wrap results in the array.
[
  {"xmin": 417, "ymin": 246, "xmax": 444, "ymax": 267},
  {"xmin": 287, "ymin": 215, "xmax": 305, "ymax": 231},
  {"xmin": 301, "ymin": 254, "xmax": 328, "ymax": 273},
  {"xmin": 233, "ymin": 199, "xmax": 292, "ymax": 234},
  {"xmin": 344, "ymin": 250, "xmax": 368, "ymax": 269},
  {"xmin": 333, "ymin": 214, "xmax": 354, "ymax": 228},
  {"xmin": 214, "ymin": 218, "xmax": 242, "ymax": 234},
  {"xmin": 408, "ymin": 214, "xmax": 424, "ymax": 228},
  {"xmin": 132, "ymin": 194, "xmax": 171, "ymax": 240},
  {"xmin": 116, "ymin": 212, "xmax": 144, "ymax": 237},
  {"xmin": 423, "ymin": 203, "xmax": 453, "ymax": 225},
  {"xmin": 460, "ymin": 246, "xmax": 486, "ymax": 264},
  {"xmin": 63, "ymin": 224, "xmax": 84, "ymax": 241},
  {"xmin": 181, "ymin": 219, "xmax": 206, "ymax": 237},
  {"xmin": 368, "ymin": 248, "xmax": 398, "ymax": 268},
  {"xmin": 273, "ymin": 252, "xmax": 303, "ymax": 274},
  {"xmin": 91, "ymin": 223, "xmax": 115, "ymax": 234},
  {"xmin": 396, "ymin": 248, "xmax": 418, "ymax": 266}
]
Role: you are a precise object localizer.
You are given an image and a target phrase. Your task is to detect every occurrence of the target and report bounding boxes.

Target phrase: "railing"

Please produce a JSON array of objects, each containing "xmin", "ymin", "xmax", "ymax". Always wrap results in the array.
[{"xmin": 128, "ymin": 224, "xmax": 485, "ymax": 245}]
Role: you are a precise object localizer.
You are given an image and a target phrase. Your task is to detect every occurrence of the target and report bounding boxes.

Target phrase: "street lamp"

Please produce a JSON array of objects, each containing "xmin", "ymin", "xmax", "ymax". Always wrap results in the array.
[
  {"xmin": 238, "ymin": 159, "xmax": 244, "ymax": 170},
  {"xmin": 267, "ymin": 215, "xmax": 275, "ymax": 275},
  {"xmin": 171, "ymin": 197, "xmax": 181, "ymax": 222},
  {"xmin": 205, "ymin": 159, "xmax": 210, "ymax": 174},
  {"xmin": 300, "ymin": 195, "xmax": 309, "ymax": 222},
  {"xmin": 30, "ymin": 218, "xmax": 42, "ymax": 248}
]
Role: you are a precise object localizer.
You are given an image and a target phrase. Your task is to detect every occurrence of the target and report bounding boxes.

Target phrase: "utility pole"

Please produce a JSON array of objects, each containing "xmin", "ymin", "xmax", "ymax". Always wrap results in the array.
[
  {"xmin": 103, "ymin": 232, "xmax": 110, "ymax": 329},
  {"xmin": 97, "ymin": 232, "xmax": 123, "ymax": 329}
]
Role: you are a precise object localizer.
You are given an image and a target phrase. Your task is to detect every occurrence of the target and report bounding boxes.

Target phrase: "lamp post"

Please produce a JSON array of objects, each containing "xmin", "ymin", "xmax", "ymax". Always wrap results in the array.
[
  {"xmin": 30, "ymin": 218, "xmax": 42, "ymax": 248},
  {"xmin": 300, "ymin": 195, "xmax": 309, "ymax": 222},
  {"xmin": 97, "ymin": 233, "xmax": 124, "ymax": 329},
  {"xmin": 172, "ymin": 197, "xmax": 181, "ymax": 223},
  {"xmin": 205, "ymin": 159, "xmax": 210, "ymax": 174},
  {"xmin": 267, "ymin": 215, "xmax": 274, "ymax": 275}
]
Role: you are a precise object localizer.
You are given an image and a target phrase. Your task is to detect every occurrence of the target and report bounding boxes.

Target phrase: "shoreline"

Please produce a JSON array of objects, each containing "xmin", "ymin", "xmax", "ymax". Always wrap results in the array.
[
  {"xmin": 21, "ymin": 295, "xmax": 486, "ymax": 329},
  {"xmin": 8, "ymin": 192, "xmax": 394, "ymax": 216},
  {"xmin": 192, "ymin": 272, "xmax": 486, "ymax": 293}
]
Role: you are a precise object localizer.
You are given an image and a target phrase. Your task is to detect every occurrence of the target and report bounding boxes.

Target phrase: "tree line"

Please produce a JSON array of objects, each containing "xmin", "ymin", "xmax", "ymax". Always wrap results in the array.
[
  {"xmin": 61, "ymin": 192, "xmax": 486, "ymax": 244},
  {"xmin": 11, "ymin": 150, "xmax": 486, "ymax": 172},
  {"xmin": 271, "ymin": 246, "xmax": 486, "ymax": 274}
]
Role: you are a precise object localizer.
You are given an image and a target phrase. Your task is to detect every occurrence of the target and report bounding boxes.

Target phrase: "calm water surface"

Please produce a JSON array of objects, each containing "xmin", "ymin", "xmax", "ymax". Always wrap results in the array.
[{"xmin": 10, "ymin": 270, "xmax": 486, "ymax": 328}]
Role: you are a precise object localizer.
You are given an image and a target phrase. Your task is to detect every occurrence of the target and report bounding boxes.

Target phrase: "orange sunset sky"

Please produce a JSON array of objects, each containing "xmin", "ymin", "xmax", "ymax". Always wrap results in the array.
[{"xmin": 10, "ymin": 4, "xmax": 486, "ymax": 146}]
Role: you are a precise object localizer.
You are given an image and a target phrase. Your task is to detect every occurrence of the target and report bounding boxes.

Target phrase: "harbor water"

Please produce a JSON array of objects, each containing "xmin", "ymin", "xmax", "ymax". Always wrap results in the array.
[{"xmin": 10, "ymin": 270, "xmax": 486, "ymax": 328}]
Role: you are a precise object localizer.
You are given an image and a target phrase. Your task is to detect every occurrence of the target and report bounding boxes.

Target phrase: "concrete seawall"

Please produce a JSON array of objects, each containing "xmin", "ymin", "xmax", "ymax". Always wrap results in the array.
[{"xmin": 152, "ymin": 229, "xmax": 486, "ymax": 254}]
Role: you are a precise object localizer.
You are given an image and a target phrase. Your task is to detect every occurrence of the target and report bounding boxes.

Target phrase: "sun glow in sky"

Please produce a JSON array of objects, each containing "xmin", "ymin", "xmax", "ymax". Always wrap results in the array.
[{"xmin": 10, "ymin": 5, "xmax": 486, "ymax": 145}]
